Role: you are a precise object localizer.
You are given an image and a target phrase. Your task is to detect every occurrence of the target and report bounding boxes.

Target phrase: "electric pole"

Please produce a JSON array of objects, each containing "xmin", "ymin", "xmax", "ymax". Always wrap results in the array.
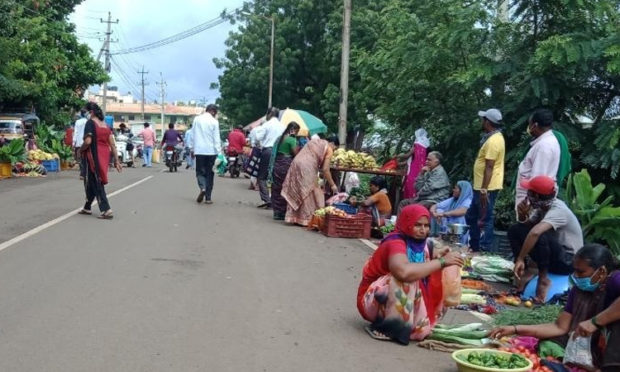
[
  {"xmin": 338, "ymin": 0, "xmax": 351, "ymax": 148},
  {"xmin": 137, "ymin": 66, "xmax": 149, "ymax": 121},
  {"xmin": 99, "ymin": 12, "xmax": 118, "ymax": 116},
  {"xmin": 157, "ymin": 73, "xmax": 167, "ymax": 138}
]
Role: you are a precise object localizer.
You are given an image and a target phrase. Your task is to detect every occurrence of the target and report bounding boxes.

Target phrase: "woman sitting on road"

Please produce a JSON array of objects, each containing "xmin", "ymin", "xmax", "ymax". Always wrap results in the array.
[
  {"xmin": 429, "ymin": 180, "xmax": 473, "ymax": 244},
  {"xmin": 270, "ymin": 122, "xmax": 300, "ymax": 221},
  {"xmin": 357, "ymin": 204, "xmax": 464, "ymax": 345},
  {"xmin": 489, "ymin": 244, "xmax": 620, "ymax": 371},
  {"xmin": 281, "ymin": 136, "xmax": 339, "ymax": 226},
  {"xmin": 349, "ymin": 176, "xmax": 392, "ymax": 227}
]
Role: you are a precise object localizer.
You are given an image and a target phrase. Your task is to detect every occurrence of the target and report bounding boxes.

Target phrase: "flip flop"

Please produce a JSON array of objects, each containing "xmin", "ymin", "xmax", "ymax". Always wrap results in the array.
[
  {"xmin": 364, "ymin": 325, "xmax": 391, "ymax": 341},
  {"xmin": 78, "ymin": 209, "xmax": 92, "ymax": 215},
  {"xmin": 98, "ymin": 211, "xmax": 114, "ymax": 220}
]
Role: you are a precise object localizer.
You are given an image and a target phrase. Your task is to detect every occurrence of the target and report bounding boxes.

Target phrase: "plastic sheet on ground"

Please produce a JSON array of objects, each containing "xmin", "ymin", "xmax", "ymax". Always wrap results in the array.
[{"xmin": 471, "ymin": 255, "xmax": 514, "ymax": 283}]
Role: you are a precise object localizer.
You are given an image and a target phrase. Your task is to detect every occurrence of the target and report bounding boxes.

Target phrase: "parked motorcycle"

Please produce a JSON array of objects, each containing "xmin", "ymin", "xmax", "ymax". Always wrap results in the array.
[{"xmin": 164, "ymin": 145, "xmax": 183, "ymax": 172}]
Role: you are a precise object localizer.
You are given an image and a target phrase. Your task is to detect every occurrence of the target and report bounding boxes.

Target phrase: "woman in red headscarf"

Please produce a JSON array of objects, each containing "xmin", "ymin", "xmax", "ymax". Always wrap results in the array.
[{"xmin": 357, "ymin": 204, "xmax": 464, "ymax": 344}]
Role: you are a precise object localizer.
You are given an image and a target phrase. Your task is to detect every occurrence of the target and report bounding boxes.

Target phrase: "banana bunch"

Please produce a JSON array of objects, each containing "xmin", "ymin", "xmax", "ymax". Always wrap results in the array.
[
  {"xmin": 28, "ymin": 149, "xmax": 58, "ymax": 161},
  {"xmin": 331, "ymin": 148, "xmax": 378, "ymax": 170}
]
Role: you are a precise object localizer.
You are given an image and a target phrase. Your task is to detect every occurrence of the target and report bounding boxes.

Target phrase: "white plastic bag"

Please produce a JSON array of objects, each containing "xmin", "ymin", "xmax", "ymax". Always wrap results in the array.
[
  {"xmin": 564, "ymin": 332, "xmax": 594, "ymax": 370},
  {"xmin": 344, "ymin": 172, "xmax": 360, "ymax": 193}
]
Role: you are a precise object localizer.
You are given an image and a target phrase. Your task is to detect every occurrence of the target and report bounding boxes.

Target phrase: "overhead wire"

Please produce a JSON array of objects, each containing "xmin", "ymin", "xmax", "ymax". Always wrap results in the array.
[{"xmin": 110, "ymin": 7, "xmax": 240, "ymax": 55}]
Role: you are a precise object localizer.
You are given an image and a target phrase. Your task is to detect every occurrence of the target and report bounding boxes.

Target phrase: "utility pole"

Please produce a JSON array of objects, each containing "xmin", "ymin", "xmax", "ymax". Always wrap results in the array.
[
  {"xmin": 338, "ymin": 0, "xmax": 351, "ymax": 148},
  {"xmin": 157, "ymin": 73, "xmax": 167, "ymax": 139},
  {"xmin": 137, "ymin": 66, "xmax": 149, "ymax": 121},
  {"xmin": 99, "ymin": 12, "xmax": 118, "ymax": 116},
  {"xmin": 268, "ymin": 16, "xmax": 275, "ymax": 109}
]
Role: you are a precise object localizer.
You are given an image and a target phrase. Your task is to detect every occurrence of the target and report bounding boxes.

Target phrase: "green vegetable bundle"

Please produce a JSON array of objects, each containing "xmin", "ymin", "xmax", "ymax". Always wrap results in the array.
[
  {"xmin": 428, "ymin": 323, "xmax": 490, "ymax": 346},
  {"xmin": 492, "ymin": 304, "xmax": 563, "ymax": 326}
]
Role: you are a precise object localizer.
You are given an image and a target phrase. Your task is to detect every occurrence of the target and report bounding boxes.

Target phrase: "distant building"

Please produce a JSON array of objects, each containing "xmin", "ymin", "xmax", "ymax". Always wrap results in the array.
[
  {"xmin": 85, "ymin": 88, "xmax": 202, "ymax": 137},
  {"xmin": 106, "ymin": 102, "xmax": 201, "ymax": 137}
]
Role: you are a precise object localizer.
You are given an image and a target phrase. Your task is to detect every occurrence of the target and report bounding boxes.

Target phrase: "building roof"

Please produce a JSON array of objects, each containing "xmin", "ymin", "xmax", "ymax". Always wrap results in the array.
[{"xmin": 106, "ymin": 102, "xmax": 203, "ymax": 116}]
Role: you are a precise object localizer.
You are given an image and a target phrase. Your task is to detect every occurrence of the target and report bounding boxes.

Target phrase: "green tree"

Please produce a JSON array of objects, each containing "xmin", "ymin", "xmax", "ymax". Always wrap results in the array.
[
  {"xmin": 214, "ymin": 0, "xmax": 373, "ymax": 137},
  {"xmin": 0, "ymin": 0, "xmax": 107, "ymax": 127}
]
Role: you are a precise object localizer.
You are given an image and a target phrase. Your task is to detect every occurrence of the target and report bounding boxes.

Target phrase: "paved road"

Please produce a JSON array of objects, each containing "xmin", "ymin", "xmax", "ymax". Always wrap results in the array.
[{"xmin": 0, "ymin": 166, "xmax": 467, "ymax": 371}]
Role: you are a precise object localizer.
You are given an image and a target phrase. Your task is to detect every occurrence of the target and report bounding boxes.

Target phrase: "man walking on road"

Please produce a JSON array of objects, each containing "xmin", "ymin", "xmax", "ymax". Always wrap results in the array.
[
  {"xmin": 72, "ymin": 110, "xmax": 87, "ymax": 179},
  {"xmin": 466, "ymin": 108, "xmax": 505, "ymax": 252},
  {"xmin": 253, "ymin": 107, "xmax": 283, "ymax": 209},
  {"xmin": 190, "ymin": 104, "xmax": 221, "ymax": 204},
  {"xmin": 138, "ymin": 122, "xmax": 156, "ymax": 167}
]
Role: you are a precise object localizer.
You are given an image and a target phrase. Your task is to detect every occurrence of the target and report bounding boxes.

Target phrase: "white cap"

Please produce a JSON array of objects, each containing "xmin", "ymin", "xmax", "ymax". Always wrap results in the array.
[{"xmin": 478, "ymin": 108, "xmax": 503, "ymax": 125}]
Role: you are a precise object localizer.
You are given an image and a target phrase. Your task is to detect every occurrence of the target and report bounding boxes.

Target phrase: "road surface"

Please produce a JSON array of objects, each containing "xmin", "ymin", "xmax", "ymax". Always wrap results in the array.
[{"xmin": 0, "ymin": 166, "xmax": 472, "ymax": 371}]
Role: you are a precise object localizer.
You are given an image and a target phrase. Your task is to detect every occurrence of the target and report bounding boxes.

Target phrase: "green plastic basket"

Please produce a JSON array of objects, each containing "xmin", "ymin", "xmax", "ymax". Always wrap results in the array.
[{"xmin": 451, "ymin": 349, "xmax": 533, "ymax": 372}]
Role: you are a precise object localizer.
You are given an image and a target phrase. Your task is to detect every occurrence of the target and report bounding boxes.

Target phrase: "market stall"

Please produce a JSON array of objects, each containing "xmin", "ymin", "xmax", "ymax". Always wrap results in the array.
[{"xmin": 330, "ymin": 166, "xmax": 405, "ymax": 214}]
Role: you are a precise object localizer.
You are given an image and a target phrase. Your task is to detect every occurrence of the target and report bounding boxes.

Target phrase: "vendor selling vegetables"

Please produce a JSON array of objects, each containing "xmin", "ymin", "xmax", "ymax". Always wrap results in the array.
[
  {"xmin": 357, "ymin": 204, "xmax": 464, "ymax": 345},
  {"xmin": 349, "ymin": 176, "xmax": 392, "ymax": 227},
  {"xmin": 490, "ymin": 244, "xmax": 620, "ymax": 371},
  {"xmin": 508, "ymin": 175, "xmax": 583, "ymax": 303}
]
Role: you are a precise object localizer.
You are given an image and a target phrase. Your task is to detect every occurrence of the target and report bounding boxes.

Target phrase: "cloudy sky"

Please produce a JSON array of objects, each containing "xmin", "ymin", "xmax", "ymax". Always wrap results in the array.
[{"xmin": 70, "ymin": 0, "xmax": 246, "ymax": 104}]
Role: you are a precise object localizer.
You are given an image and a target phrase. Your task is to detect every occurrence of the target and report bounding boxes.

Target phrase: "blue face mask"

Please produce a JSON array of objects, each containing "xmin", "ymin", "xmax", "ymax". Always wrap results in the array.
[{"xmin": 570, "ymin": 270, "xmax": 600, "ymax": 292}]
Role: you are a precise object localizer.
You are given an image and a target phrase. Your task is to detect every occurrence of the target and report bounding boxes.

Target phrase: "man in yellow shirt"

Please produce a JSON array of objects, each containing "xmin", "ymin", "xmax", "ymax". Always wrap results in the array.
[{"xmin": 466, "ymin": 108, "xmax": 505, "ymax": 252}]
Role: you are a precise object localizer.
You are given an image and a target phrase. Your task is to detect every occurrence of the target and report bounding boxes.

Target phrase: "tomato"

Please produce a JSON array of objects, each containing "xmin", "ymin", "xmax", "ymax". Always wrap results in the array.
[{"xmin": 517, "ymin": 346, "xmax": 526, "ymax": 352}]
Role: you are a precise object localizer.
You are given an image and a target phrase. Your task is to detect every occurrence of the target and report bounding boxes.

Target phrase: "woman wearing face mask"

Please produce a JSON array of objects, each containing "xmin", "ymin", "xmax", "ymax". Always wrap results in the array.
[
  {"xmin": 490, "ymin": 243, "xmax": 620, "ymax": 371},
  {"xmin": 357, "ymin": 205, "xmax": 464, "ymax": 345},
  {"xmin": 78, "ymin": 102, "xmax": 122, "ymax": 219},
  {"xmin": 269, "ymin": 122, "xmax": 300, "ymax": 220}
]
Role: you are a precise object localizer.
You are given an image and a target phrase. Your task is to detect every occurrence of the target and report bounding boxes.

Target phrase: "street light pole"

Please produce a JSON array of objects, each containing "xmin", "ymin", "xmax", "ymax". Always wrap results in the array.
[
  {"xmin": 242, "ymin": 12, "xmax": 275, "ymax": 109},
  {"xmin": 268, "ymin": 16, "xmax": 274, "ymax": 109}
]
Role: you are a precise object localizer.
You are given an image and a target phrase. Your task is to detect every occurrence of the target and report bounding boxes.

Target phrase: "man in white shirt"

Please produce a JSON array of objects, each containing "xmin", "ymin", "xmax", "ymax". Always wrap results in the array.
[
  {"xmin": 515, "ymin": 108, "xmax": 561, "ymax": 210},
  {"xmin": 72, "ymin": 110, "xmax": 87, "ymax": 179},
  {"xmin": 253, "ymin": 108, "xmax": 284, "ymax": 208},
  {"xmin": 190, "ymin": 104, "xmax": 221, "ymax": 204}
]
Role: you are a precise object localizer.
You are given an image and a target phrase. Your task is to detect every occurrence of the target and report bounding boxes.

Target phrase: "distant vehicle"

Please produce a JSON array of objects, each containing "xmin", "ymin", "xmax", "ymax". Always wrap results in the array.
[{"xmin": 0, "ymin": 112, "xmax": 40, "ymax": 141}]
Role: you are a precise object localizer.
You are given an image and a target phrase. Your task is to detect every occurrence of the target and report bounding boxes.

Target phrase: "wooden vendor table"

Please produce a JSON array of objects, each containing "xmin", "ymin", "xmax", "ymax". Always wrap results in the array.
[{"xmin": 330, "ymin": 167, "xmax": 405, "ymax": 215}]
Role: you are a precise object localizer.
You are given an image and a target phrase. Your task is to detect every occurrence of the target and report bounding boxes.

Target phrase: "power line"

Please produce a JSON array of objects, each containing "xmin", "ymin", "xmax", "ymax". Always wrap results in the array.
[{"xmin": 110, "ymin": 9, "xmax": 239, "ymax": 55}]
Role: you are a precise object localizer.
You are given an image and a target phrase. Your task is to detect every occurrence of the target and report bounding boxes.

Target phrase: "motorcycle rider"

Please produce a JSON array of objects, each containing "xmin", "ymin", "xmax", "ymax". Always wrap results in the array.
[
  {"xmin": 161, "ymin": 123, "xmax": 184, "ymax": 164},
  {"xmin": 226, "ymin": 125, "xmax": 246, "ymax": 176},
  {"xmin": 227, "ymin": 125, "xmax": 246, "ymax": 157},
  {"xmin": 118, "ymin": 123, "xmax": 135, "ymax": 167}
]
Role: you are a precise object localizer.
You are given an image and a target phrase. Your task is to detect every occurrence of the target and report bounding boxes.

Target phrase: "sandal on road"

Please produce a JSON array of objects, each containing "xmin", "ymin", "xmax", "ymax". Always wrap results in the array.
[
  {"xmin": 364, "ymin": 325, "xmax": 391, "ymax": 341},
  {"xmin": 98, "ymin": 211, "xmax": 114, "ymax": 220},
  {"xmin": 78, "ymin": 209, "xmax": 92, "ymax": 215}
]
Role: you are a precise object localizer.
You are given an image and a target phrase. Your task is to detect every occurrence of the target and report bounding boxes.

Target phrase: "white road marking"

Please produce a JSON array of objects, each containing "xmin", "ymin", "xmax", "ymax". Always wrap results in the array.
[
  {"xmin": 359, "ymin": 238, "xmax": 378, "ymax": 251},
  {"xmin": 0, "ymin": 175, "xmax": 154, "ymax": 253}
]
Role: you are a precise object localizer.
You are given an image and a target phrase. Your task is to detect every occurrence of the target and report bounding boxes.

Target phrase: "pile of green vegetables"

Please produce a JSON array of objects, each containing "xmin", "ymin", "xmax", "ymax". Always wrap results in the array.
[
  {"xmin": 428, "ymin": 323, "xmax": 490, "ymax": 346},
  {"xmin": 457, "ymin": 351, "xmax": 530, "ymax": 369},
  {"xmin": 492, "ymin": 305, "xmax": 563, "ymax": 326}
]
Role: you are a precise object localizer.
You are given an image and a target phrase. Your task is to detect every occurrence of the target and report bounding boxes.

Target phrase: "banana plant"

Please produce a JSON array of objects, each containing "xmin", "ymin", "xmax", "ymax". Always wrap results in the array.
[
  {"xmin": 565, "ymin": 169, "xmax": 620, "ymax": 254},
  {"xmin": 0, "ymin": 139, "xmax": 26, "ymax": 164},
  {"xmin": 50, "ymin": 139, "xmax": 73, "ymax": 161}
]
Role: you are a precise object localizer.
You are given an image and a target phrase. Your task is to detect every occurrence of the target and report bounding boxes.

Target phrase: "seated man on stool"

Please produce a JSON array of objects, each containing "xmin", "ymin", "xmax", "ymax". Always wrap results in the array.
[{"xmin": 509, "ymin": 175, "xmax": 583, "ymax": 303}]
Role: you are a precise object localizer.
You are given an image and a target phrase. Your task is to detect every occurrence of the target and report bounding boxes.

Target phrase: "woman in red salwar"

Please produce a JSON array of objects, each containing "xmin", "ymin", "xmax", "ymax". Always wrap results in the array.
[
  {"xmin": 357, "ymin": 204, "xmax": 464, "ymax": 344},
  {"xmin": 78, "ymin": 102, "xmax": 122, "ymax": 219}
]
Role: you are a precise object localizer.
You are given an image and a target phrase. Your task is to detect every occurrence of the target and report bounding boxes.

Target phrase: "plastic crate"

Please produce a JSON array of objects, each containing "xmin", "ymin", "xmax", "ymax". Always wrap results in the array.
[
  {"xmin": 332, "ymin": 202, "xmax": 358, "ymax": 215},
  {"xmin": 321, "ymin": 213, "xmax": 372, "ymax": 239},
  {"xmin": 41, "ymin": 159, "xmax": 59, "ymax": 172}
]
